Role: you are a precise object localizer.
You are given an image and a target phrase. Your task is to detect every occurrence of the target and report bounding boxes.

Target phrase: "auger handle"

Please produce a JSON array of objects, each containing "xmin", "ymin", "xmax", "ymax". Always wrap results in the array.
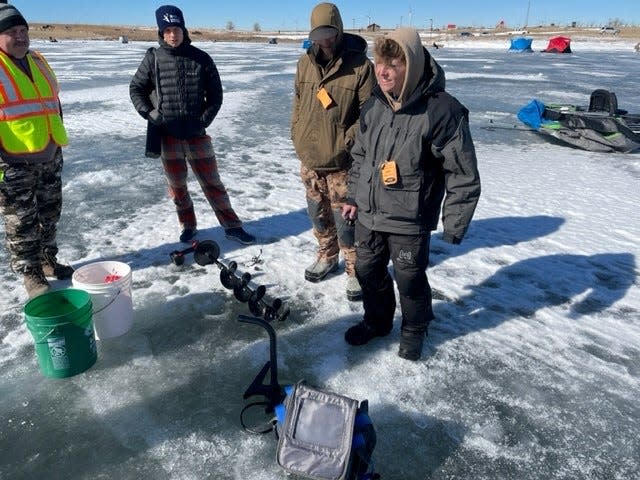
[{"xmin": 238, "ymin": 315, "xmax": 284, "ymax": 407}]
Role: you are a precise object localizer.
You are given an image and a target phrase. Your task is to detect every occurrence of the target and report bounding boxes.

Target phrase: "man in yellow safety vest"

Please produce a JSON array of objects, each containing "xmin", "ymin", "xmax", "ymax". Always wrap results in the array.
[{"xmin": 0, "ymin": 4, "xmax": 73, "ymax": 298}]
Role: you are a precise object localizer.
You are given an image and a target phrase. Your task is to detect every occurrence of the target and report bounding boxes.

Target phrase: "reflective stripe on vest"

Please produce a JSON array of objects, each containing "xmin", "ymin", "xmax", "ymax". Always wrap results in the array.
[
  {"xmin": 0, "ymin": 50, "xmax": 68, "ymax": 154},
  {"xmin": 0, "ymin": 64, "xmax": 19, "ymax": 102}
]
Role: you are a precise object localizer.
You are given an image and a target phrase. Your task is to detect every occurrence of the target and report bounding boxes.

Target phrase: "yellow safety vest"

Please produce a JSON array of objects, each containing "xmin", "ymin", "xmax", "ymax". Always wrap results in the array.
[{"xmin": 0, "ymin": 50, "xmax": 68, "ymax": 154}]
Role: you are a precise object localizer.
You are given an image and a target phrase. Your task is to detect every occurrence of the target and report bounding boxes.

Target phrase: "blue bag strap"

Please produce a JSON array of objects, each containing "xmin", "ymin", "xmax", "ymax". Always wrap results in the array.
[
  {"xmin": 275, "ymin": 403, "xmax": 286, "ymax": 425},
  {"xmin": 352, "ymin": 411, "xmax": 373, "ymax": 449},
  {"xmin": 274, "ymin": 384, "xmax": 295, "ymax": 426}
]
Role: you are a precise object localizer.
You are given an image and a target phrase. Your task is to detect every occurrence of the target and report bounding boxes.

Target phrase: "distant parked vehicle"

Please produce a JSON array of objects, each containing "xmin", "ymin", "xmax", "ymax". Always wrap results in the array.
[
  {"xmin": 600, "ymin": 26, "xmax": 620, "ymax": 35},
  {"xmin": 459, "ymin": 31, "xmax": 472, "ymax": 37}
]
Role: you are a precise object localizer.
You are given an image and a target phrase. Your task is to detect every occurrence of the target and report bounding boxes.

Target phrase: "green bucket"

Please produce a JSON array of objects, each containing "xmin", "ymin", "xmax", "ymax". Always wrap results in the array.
[{"xmin": 24, "ymin": 289, "xmax": 97, "ymax": 378}]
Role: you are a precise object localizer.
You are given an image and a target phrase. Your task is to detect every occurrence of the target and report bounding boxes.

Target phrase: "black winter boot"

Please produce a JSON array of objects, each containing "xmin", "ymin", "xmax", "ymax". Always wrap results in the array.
[
  {"xmin": 398, "ymin": 328, "xmax": 426, "ymax": 361},
  {"xmin": 345, "ymin": 320, "xmax": 392, "ymax": 346}
]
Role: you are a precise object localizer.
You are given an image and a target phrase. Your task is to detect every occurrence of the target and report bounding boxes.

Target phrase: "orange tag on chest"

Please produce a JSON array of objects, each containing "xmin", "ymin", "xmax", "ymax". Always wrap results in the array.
[
  {"xmin": 316, "ymin": 87, "xmax": 335, "ymax": 109},
  {"xmin": 381, "ymin": 160, "xmax": 398, "ymax": 185}
]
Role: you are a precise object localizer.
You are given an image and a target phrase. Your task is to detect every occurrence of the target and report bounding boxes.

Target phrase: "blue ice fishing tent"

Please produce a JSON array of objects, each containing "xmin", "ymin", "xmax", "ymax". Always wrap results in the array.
[
  {"xmin": 509, "ymin": 37, "xmax": 533, "ymax": 51},
  {"xmin": 302, "ymin": 39, "xmax": 312, "ymax": 49}
]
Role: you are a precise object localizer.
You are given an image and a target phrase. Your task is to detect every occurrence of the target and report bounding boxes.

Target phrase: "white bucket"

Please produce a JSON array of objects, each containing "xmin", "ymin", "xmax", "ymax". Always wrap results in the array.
[{"xmin": 71, "ymin": 261, "xmax": 133, "ymax": 340}]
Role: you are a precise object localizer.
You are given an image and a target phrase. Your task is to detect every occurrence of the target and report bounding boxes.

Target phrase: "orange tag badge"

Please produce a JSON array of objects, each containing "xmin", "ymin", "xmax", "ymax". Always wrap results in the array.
[
  {"xmin": 316, "ymin": 87, "xmax": 335, "ymax": 109},
  {"xmin": 381, "ymin": 160, "xmax": 398, "ymax": 185}
]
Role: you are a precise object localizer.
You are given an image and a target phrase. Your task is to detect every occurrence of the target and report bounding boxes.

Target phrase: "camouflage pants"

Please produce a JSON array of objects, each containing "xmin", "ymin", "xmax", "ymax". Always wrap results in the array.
[
  {"xmin": 300, "ymin": 165, "xmax": 355, "ymax": 276},
  {"xmin": 0, "ymin": 150, "xmax": 63, "ymax": 274}
]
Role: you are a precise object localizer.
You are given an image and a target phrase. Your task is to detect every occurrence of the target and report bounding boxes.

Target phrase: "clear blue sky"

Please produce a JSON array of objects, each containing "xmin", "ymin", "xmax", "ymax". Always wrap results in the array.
[{"xmin": 11, "ymin": 0, "xmax": 640, "ymax": 31}]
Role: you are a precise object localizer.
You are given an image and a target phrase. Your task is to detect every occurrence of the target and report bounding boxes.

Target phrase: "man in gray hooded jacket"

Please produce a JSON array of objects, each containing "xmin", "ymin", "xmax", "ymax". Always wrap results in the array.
[{"xmin": 342, "ymin": 28, "xmax": 481, "ymax": 360}]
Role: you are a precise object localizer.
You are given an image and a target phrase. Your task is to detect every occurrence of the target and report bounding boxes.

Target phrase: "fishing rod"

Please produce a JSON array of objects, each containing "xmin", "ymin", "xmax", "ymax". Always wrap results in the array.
[{"xmin": 481, "ymin": 119, "xmax": 535, "ymax": 132}]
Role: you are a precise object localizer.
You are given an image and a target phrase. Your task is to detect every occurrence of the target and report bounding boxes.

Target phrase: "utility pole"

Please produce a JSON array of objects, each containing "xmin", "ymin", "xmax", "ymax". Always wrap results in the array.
[
  {"xmin": 429, "ymin": 18, "xmax": 433, "ymax": 36},
  {"xmin": 524, "ymin": 0, "xmax": 531, "ymax": 29}
]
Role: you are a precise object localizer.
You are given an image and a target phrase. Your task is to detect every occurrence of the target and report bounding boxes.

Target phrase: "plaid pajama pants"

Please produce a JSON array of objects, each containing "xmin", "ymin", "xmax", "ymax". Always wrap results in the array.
[{"xmin": 160, "ymin": 135, "xmax": 241, "ymax": 231}]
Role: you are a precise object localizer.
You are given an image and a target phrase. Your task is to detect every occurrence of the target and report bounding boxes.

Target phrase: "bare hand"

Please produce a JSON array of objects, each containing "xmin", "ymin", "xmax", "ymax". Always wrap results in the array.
[{"xmin": 342, "ymin": 204, "xmax": 358, "ymax": 221}]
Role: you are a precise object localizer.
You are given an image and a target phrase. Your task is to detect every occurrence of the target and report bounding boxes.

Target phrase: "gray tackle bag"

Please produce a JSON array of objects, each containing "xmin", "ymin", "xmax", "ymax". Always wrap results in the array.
[{"xmin": 274, "ymin": 381, "xmax": 377, "ymax": 480}]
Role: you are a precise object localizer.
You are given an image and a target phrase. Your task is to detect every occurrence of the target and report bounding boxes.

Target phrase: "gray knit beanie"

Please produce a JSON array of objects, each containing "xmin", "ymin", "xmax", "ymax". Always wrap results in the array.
[{"xmin": 0, "ymin": 4, "xmax": 28, "ymax": 34}]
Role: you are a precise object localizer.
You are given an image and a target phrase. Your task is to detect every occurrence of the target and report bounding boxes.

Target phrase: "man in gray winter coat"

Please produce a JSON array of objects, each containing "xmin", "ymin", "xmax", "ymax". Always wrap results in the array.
[{"xmin": 342, "ymin": 28, "xmax": 481, "ymax": 360}]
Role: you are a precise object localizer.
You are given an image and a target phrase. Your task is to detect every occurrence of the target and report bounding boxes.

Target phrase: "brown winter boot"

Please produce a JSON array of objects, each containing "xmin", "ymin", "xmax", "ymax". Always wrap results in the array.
[
  {"xmin": 23, "ymin": 269, "xmax": 50, "ymax": 298},
  {"xmin": 304, "ymin": 258, "xmax": 338, "ymax": 282},
  {"xmin": 42, "ymin": 255, "xmax": 74, "ymax": 280}
]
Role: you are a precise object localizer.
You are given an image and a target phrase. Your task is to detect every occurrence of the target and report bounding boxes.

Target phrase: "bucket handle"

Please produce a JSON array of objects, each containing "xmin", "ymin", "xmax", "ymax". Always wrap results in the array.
[
  {"xmin": 31, "ymin": 288, "xmax": 123, "ymax": 342},
  {"xmin": 92, "ymin": 288, "xmax": 122, "ymax": 316},
  {"xmin": 35, "ymin": 327, "xmax": 60, "ymax": 343},
  {"xmin": 32, "ymin": 313, "xmax": 95, "ymax": 342}
]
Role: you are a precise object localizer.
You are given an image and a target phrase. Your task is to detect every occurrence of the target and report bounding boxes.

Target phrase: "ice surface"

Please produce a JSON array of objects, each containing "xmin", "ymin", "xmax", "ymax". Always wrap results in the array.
[{"xmin": 1, "ymin": 38, "xmax": 639, "ymax": 479}]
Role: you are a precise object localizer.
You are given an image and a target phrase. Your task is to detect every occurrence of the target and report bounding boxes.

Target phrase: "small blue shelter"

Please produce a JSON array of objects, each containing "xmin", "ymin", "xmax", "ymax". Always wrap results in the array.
[{"xmin": 509, "ymin": 37, "xmax": 533, "ymax": 52}]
